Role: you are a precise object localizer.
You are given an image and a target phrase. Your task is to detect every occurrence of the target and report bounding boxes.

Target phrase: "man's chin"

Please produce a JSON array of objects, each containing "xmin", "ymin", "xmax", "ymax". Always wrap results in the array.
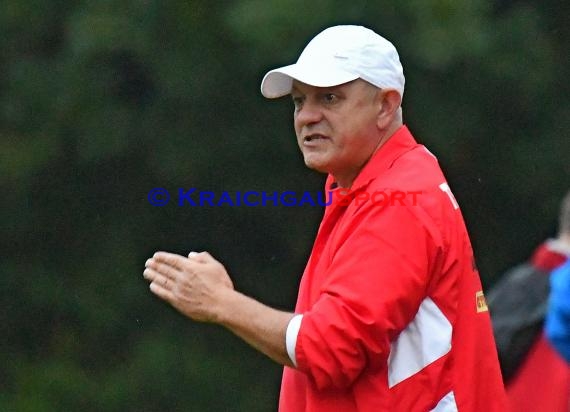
[{"xmin": 303, "ymin": 158, "xmax": 329, "ymax": 174}]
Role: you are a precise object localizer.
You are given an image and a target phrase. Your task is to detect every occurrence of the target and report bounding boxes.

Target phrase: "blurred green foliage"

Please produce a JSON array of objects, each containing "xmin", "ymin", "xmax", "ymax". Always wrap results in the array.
[{"xmin": 1, "ymin": 0, "xmax": 568, "ymax": 410}]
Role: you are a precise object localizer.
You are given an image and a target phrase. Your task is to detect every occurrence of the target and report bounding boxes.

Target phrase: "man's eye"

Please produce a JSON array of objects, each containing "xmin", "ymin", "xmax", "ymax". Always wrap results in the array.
[
  {"xmin": 323, "ymin": 93, "xmax": 337, "ymax": 103},
  {"xmin": 292, "ymin": 96, "xmax": 304, "ymax": 109}
]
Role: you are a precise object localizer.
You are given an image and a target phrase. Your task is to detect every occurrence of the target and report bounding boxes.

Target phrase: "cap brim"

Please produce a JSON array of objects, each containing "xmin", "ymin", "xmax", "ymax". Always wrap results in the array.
[{"xmin": 260, "ymin": 63, "xmax": 359, "ymax": 99}]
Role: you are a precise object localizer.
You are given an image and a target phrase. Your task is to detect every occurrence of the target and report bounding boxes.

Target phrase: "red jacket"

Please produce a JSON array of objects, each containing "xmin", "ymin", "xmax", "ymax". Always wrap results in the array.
[{"xmin": 279, "ymin": 126, "xmax": 507, "ymax": 411}]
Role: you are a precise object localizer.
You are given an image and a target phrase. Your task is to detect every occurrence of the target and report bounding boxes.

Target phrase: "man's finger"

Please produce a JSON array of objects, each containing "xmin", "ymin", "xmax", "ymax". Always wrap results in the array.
[
  {"xmin": 198, "ymin": 251, "xmax": 214, "ymax": 261},
  {"xmin": 152, "ymin": 251, "xmax": 189, "ymax": 270},
  {"xmin": 146, "ymin": 259, "xmax": 181, "ymax": 281},
  {"xmin": 144, "ymin": 268, "xmax": 173, "ymax": 290},
  {"xmin": 188, "ymin": 251, "xmax": 211, "ymax": 263},
  {"xmin": 149, "ymin": 281, "xmax": 174, "ymax": 301},
  {"xmin": 143, "ymin": 267, "xmax": 158, "ymax": 281}
]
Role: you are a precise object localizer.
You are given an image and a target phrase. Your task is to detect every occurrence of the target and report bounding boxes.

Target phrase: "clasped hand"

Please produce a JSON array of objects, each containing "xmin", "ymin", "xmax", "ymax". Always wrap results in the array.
[{"xmin": 143, "ymin": 251, "xmax": 234, "ymax": 323}]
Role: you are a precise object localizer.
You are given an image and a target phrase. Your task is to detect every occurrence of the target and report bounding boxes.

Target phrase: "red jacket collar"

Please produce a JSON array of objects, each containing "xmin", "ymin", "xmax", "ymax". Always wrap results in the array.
[{"xmin": 530, "ymin": 240, "xmax": 570, "ymax": 272}]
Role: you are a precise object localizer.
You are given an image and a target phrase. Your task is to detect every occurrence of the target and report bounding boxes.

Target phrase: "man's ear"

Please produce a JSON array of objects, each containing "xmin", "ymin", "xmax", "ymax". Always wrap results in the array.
[{"xmin": 376, "ymin": 89, "xmax": 402, "ymax": 129}]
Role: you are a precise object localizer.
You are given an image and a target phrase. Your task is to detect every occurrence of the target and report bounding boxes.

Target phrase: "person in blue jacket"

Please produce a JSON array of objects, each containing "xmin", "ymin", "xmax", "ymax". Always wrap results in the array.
[{"xmin": 546, "ymin": 258, "xmax": 570, "ymax": 363}]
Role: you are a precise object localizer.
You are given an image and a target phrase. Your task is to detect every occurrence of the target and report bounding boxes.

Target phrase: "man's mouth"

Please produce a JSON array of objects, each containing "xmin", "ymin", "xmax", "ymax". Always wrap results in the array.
[{"xmin": 304, "ymin": 134, "xmax": 327, "ymax": 143}]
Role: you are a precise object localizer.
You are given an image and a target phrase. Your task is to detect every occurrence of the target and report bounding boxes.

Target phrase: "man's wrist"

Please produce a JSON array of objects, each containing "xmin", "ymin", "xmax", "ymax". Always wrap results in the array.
[{"xmin": 212, "ymin": 287, "xmax": 243, "ymax": 325}]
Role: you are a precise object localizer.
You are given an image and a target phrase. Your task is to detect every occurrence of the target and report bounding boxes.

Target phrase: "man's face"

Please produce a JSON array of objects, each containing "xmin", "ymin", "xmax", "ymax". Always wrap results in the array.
[{"xmin": 291, "ymin": 79, "xmax": 382, "ymax": 187}]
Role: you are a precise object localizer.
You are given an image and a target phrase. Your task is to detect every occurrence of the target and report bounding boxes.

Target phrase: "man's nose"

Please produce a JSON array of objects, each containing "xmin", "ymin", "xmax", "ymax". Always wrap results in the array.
[{"xmin": 295, "ymin": 101, "xmax": 323, "ymax": 127}]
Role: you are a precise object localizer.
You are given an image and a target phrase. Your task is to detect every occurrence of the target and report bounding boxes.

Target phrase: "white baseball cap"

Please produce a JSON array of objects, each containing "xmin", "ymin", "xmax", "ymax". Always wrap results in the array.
[{"xmin": 260, "ymin": 25, "xmax": 405, "ymax": 100}]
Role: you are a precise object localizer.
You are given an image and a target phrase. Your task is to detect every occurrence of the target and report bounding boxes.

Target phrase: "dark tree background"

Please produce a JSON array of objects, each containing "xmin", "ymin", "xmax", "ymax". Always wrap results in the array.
[{"xmin": 1, "ymin": 1, "xmax": 568, "ymax": 410}]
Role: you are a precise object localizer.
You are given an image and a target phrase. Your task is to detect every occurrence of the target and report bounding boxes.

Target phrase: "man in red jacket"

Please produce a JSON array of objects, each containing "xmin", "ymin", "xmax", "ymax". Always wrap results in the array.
[{"xmin": 143, "ymin": 25, "xmax": 507, "ymax": 411}]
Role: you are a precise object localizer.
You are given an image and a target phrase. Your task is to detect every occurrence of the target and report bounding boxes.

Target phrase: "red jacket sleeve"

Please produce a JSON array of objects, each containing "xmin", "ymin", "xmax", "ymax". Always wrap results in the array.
[{"xmin": 295, "ymin": 199, "xmax": 441, "ymax": 390}]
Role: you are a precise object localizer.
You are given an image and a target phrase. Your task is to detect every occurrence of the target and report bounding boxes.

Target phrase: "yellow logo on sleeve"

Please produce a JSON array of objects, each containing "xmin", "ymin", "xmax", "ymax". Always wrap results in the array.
[{"xmin": 476, "ymin": 291, "xmax": 488, "ymax": 313}]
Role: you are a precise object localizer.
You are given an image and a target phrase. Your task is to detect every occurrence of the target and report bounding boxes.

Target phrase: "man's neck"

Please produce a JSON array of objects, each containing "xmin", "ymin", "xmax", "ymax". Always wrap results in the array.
[
  {"xmin": 558, "ymin": 233, "xmax": 570, "ymax": 249},
  {"xmin": 333, "ymin": 121, "xmax": 403, "ymax": 189}
]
